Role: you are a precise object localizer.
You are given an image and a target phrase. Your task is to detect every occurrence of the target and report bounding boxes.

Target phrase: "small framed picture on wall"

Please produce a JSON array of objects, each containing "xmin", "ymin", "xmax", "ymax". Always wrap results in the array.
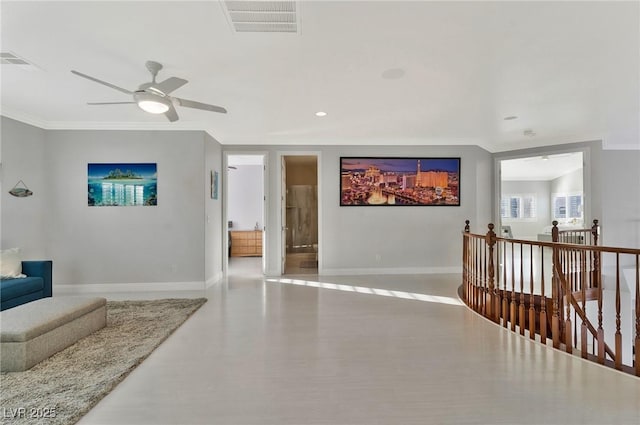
[{"xmin": 211, "ymin": 170, "xmax": 219, "ymax": 200}]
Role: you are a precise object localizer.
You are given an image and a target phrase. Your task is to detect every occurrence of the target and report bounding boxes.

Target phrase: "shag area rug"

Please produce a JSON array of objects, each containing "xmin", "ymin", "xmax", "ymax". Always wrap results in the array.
[{"xmin": 0, "ymin": 298, "xmax": 207, "ymax": 425}]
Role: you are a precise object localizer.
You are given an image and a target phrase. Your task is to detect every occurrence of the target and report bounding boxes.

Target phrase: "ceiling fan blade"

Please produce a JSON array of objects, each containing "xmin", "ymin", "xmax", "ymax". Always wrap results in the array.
[
  {"xmin": 174, "ymin": 97, "xmax": 227, "ymax": 114},
  {"xmin": 71, "ymin": 70, "xmax": 133, "ymax": 95},
  {"xmin": 165, "ymin": 104, "xmax": 179, "ymax": 122},
  {"xmin": 152, "ymin": 77, "xmax": 188, "ymax": 95},
  {"xmin": 87, "ymin": 102, "xmax": 136, "ymax": 105}
]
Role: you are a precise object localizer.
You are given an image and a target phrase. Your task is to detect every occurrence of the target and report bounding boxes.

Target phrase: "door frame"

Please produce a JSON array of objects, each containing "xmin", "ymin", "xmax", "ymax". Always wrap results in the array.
[
  {"xmin": 223, "ymin": 151, "xmax": 269, "ymax": 276},
  {"xmin": 277, "ymin": 151, "xmax": 322, "ymax": 275},
  {"xmin": 493, "ymin": 145, "xmax": 592, "ymax": 238}
]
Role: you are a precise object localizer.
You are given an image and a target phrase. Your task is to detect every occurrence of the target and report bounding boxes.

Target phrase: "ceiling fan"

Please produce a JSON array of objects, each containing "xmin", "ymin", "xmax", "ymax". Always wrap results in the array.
[{"xmin": 71, "ymin": 61, "xmax": 227, "ymax": 122}]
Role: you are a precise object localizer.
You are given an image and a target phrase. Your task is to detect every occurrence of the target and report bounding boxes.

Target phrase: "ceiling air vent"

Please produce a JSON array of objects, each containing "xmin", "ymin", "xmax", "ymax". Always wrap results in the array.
[
  {"xmin": 1, "ymin": 52, "xmax": 32, "ymax": 66},
  {"xmin": 223, "ymin": 1, "xmax": 299, "ymax": 33}
]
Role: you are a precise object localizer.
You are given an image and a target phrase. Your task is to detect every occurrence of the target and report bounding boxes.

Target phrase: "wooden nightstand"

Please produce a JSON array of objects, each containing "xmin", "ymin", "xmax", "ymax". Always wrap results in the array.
[{"xmin": 230, "ymin": 230, "xmax": 262, "ymax": 257}]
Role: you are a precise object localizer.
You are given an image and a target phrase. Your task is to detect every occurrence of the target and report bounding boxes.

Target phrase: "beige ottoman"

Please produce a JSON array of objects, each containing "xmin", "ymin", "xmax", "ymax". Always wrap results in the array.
[{"xmin": 1, "ymin": 296, "xmax": 107, "ymax": 372}]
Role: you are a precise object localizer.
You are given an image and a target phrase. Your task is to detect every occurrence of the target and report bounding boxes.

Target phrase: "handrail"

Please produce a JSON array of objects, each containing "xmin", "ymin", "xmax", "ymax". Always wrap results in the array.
[
  {"xmin": 462, "ymin": 220, "xmax": 640, "ymax": 377},
  {"xmin": 552, "ymin": 261, "xmax": 616, "ymax": 362}
]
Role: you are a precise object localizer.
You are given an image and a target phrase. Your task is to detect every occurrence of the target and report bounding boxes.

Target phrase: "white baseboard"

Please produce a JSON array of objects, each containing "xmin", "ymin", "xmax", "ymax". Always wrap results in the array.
[
  {"xmin": 55, "ymin": 281, "xmax": 205, "ymax": 294},
  {"xmin": 205, "ymin": 272, "xmax": 224, "ymax": 288},
  {"xmin": 319, "ymin": 266, "xmax": 462, "ymax": 276}
]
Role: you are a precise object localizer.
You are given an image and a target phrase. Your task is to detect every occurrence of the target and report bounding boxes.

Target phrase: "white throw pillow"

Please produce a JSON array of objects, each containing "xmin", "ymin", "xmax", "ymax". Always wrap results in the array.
[{"xmin": 0, "ymin": 248, "xmax": 26, "ymax": 278}]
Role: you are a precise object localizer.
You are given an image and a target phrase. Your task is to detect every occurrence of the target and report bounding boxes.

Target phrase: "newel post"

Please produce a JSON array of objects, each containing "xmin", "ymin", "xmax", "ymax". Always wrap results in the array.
[
  {"xmin": 486, "ymin": 223, "xmax": 497, "ymax": 322},
  {"xmin": 462, "ymin": 220, "xmax": 470, "ymax": 303},
  {"xmin": 591, "ymin": 219, "xmax": 601, "ymax": 289},
  {"xmin": 591, "ymin": 219, "xmax": 599, "ymax": 246},
  {"xmin": 551, "ymin": 220, "xmax": 559, "ymax": 243}
]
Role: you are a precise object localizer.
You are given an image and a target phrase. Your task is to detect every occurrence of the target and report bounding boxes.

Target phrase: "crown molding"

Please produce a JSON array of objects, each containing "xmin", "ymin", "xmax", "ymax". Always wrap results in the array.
[
  {"xmin": 1, "ymin": 110, "xmax": 621, "ymax": 152},
  {"xmin": 1, "ymin": 108, "xmax": 211, "ymax": 132},
  {"xmin": 1, "ymin": 107, "xmax": 48, "ymax": 130}
]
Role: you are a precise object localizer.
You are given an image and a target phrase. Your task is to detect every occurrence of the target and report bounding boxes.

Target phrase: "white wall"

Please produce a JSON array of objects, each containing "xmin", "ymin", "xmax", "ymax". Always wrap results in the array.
[
  {"xmin": 205, "ymin": 133, "xmax": 224, "ymax": 287},
  {"xmin": 0, "ymin": 117, "xmax": 48, "ymax": 259},
  {"xmin": 43, "ymin": 129, "xmax": 208, "ymax": 287},
  {"xmin": 598, "ymin": 149, "xmax": 640, "ymax": 250},
  {"xmin": 1, "ymin": 116, "xmax": 218, "ymax": 290},
  {"xmin": 5, "ymin": 117, "xmax": 636, "ymax": 287},
  {"xmin": 227, "ymin": 164, "xmax": 263, "ymax": 231},
  {"xmin": 551, "ymin": 168, "xmax": 583, "ymax": 195},
  {"xmin": 226, "ymin": 144, "xmax": 493, "ymax": 275}
]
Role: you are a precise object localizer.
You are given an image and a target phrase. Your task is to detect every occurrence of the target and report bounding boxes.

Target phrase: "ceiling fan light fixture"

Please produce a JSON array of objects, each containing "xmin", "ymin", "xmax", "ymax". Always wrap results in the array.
[
  {"xmin": 138, "ymin": 100, "xmax": 169, "ymax": 114},
  {"xmin": 72, "ymin": 62, "xmax": 228, "ymax": 122},
  {"xmin": 134, "ymin": 91, "xmax": 171, "ymax": 114}
]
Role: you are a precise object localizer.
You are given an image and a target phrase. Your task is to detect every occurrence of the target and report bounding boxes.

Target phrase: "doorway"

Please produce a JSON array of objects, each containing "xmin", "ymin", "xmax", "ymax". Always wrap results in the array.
[
  {"xmin": 499, "ymin": 151, "xmax": 586, "ymax": 241},
  {"xmin": 281, "ymin": 155, "xmax": 319, "ymax": 275},
  {"xmin": 225, "ymin": 154, "xmax": 266, "ymax": 277}
]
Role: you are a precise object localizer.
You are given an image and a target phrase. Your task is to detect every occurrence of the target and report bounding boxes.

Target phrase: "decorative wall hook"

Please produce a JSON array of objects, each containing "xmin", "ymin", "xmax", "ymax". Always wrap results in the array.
[{"xmin": 9, "ymin": 180, "xmax": 33, "ymax": 197}]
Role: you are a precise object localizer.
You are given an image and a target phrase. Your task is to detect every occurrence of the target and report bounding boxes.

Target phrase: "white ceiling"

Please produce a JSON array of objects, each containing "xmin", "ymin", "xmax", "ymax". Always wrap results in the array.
[
  {"xmin": 1, "ymin": 1, "xmax": 639, "ymax": 152},
  {"xmin": 500, "ymin": 151, "xmax": 583, "ymax": 181}
]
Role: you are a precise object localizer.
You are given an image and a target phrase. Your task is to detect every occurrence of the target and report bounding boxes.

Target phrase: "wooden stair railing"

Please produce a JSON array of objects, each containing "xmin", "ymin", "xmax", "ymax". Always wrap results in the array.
[
  {"xmin": 462, "ymin": 220, "xmax": 640, "ymax": 377},
  {"xmin": 552, "ymin": 261, "xmax": 616, "ymax": 363}
]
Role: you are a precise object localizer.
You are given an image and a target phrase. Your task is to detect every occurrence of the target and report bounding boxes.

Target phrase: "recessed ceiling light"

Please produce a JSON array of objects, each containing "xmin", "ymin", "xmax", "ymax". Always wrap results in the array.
[
  {"xmin": 504, "ymin": 115, "xmax": 518, "ymax": 120},
  {"xmin": 381, "ymin": 68, "xmax": 405, "ymax": 79},
  {"xmin": 315, "ymin": 111, "xmax": 327, "ymax": 117}
]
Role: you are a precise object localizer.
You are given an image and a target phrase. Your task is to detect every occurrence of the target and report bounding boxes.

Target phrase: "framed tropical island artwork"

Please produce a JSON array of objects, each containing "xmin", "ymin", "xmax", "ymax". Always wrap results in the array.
[
  {"xmin": 340, "ymin": 157, "xmax": 460, "ymax": 206},
  {"xmin": 88, "ymin": 163, "xmax": 158, "ymax": 206}
]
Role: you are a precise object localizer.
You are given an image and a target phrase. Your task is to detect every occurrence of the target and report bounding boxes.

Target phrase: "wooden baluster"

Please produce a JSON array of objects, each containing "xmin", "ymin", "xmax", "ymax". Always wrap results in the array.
[
  {"xmin": 495, "ymin": 239, "xmax": 502, "ymax": 325},
  {"xmin": 615, "ymin": 254, "xmax": 622, "ymax": 370},
  {"xmin": 565, "ymin": 247, "xmax": 572, "ymax": 354},
  {"xmin": 476, "ymin": 238, "xmax": 481, "ymax": 313},
  {"xmin": 552, "ymin": 222, "xmax": 560, "ymax": 349},
  {"xmin": 597, "ymin": 249, "xmax": 605, "ymax": 364},
  {"xmin": 463, "ymin": 221, "xmax": 469, "ymax": 304},
  {"xmin": 540, "ymin": 247, "xmax": 547, "ymax": 344},
  {"xmin": 581, "ymin": 250, "xmax": 588, "ymax": 358},
  {"xmin": 502, "ymin": 241, "xmax": 508, "ymax": 328},
  {"xmin": 478, "ymin": 240, "xmax": 487, "ymax": 317},
  {"xmin": 510, "ymin": 241, "xmax": 517, "ymax": 332},
  {"xmin": 482, "ymin": 234, "xmax": 487, "ymax": 317},
  {"xmin": 529, "ymin": 244, "xmax": 536, "ymax": 339},
  {"xmin": 472, "ymin": 238, "xmax": 478, "ymax": 311},
  {"xmin": 478, "ymin": 237, "xmax": 483, "ymax": 316},
  {"xmin": 468, "ymin": 235, "xmax": 473, "ymax": 309},
  {"xmin": 470, "ymin": 236, "xmax": 474, "ymax": 310},
  {"xmin": 574, "ymin": 248, "xmax": 579, "ymax": 347},
  {"xmin": 635, "ymin": 254, "xmax": 639, "ymax": 377},
  {"xmin": 592, "ymin": 219, "xmax": 600, "ymax": 290},
  {"xmin": 486, "ymin": 224, "xmax": 498, "ymax": 323},
  {"xmin": 519, "ymin": 244, "xmax": 526, "ymax": 335}
]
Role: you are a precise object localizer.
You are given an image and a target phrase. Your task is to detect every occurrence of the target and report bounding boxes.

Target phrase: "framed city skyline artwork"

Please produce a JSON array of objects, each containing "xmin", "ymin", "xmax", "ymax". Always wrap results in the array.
[
  {"xmin": 340, "ymin": 157, "xmax": 460, "ymax": 206},
  {"xmin": 88, "ymin": 163, "xmax": 158, "ymax": 206}
]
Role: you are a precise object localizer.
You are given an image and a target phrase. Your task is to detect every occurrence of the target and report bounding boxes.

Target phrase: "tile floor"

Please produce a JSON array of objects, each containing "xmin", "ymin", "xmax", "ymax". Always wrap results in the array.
[{"xmin": 77, "ymin": 258, "xmax": 640, "ymax": 424}]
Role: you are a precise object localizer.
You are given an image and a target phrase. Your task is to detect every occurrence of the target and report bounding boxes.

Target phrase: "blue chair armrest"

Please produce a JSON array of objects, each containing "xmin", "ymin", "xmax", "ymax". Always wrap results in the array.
[{"xmin": 21, "ymin": 260, "xmax": 53, "ymax": 297}]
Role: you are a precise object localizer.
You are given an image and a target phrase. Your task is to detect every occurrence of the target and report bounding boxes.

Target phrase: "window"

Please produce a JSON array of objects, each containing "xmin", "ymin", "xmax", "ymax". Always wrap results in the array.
[
  {"xmin": 553, "ymin": 193, "xmax": 583, "ymax": 221},
  {"xmin": 554, "ymin": 196, "xmax": 567, "ymax": 219},
  {"xmin": 501, "ymin": 194, "xmax": 536, "ymax": 220},
  {"xmin": 568, "ymin": 195, "xmax": 582, "ymax": 218}
]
